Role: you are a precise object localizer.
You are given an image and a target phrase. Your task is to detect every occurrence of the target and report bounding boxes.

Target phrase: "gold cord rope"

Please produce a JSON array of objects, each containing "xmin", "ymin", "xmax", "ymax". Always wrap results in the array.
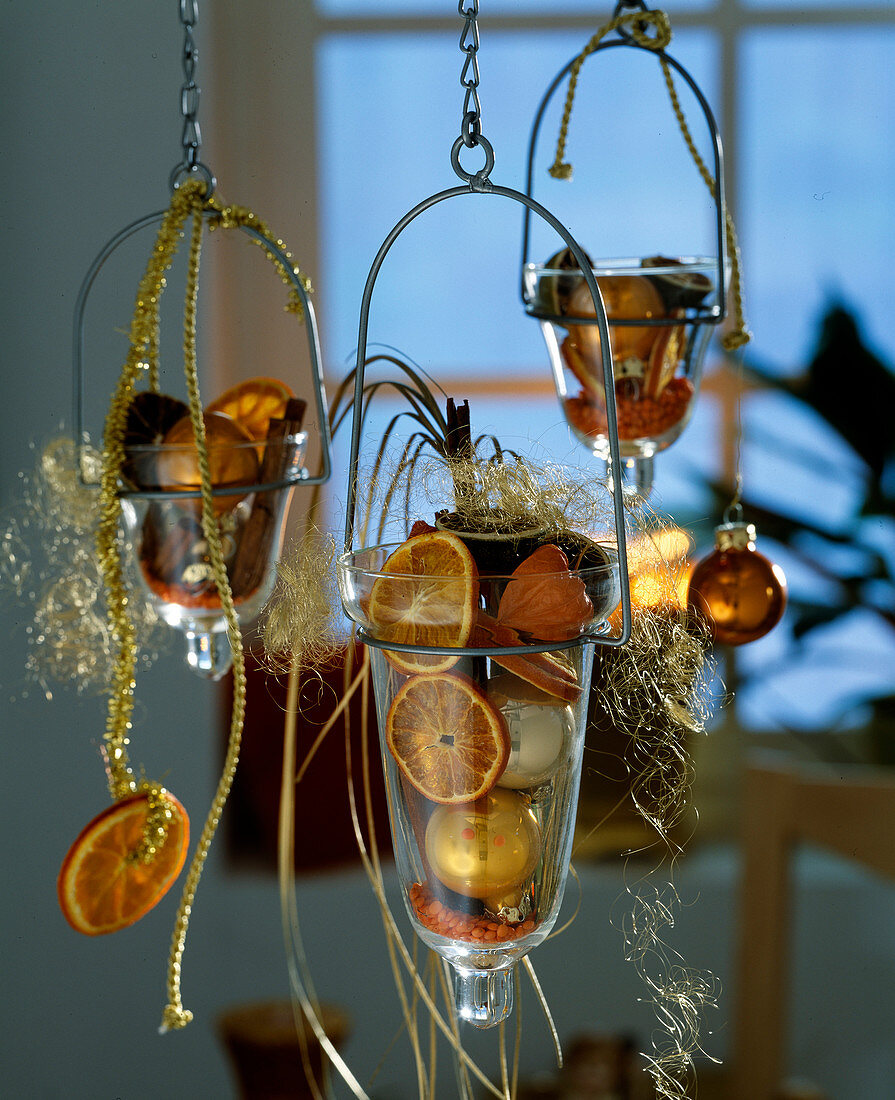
[
  {"xmin": 548, "ymin": 8, "xmax": 751, "ymax": 351},
  {"xmin": 160, "ymin": 202, "xmax": 247, "ymax": 1031}
]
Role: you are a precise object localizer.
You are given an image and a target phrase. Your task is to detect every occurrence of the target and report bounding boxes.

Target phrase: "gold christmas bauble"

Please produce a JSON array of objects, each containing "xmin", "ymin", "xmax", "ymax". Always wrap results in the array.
[{"xmin": 425, "ymin": 788, "xmax": 540, "ymax": 908}]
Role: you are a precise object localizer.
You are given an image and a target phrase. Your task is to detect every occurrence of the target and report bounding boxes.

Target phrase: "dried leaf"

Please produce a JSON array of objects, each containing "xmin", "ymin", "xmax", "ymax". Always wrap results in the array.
[{"xmin": 497, "ymin": 545, "xmax": 593, "ymax": 642}]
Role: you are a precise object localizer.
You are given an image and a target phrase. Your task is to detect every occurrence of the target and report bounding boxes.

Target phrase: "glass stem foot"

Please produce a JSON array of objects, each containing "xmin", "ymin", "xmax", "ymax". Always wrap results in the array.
[
  {"xmin": 184, "ymin": 629, "xmax": 233, "ymax": 680},
  {"xmin": 452, "ymin": 966, "xmax": 514, "ymax": 1029},
  {"xmin": 607, "ymin": 454, "xmax": 654, "ymax": 501}
]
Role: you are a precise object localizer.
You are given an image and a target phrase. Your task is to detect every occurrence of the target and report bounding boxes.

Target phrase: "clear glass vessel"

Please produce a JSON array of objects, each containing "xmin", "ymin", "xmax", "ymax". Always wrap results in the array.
[
  {"xmin": 338, "ymin": 540, "xmax": 618, "ymax": 1027},
  {"xmin": 523, "ymin": 256, "xmax": 722, "ymax": 496},
  {"xmin": 121, "ymin": 431, "xmax": 307, "ymax": 678},
  {"xmin": 338, "ymin": 539, "xmax": 621, "ymax": 637}
]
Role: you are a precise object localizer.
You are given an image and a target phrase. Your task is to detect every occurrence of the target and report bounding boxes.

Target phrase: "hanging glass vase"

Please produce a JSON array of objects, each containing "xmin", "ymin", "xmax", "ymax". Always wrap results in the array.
[
  {"xmin": 335, "ymin": 2, "xmax": 632, "ymax": 1027},
  {"xmin": 119, "ymin": 417, "xmax": 308, "ymax": 677},
  {"xmin": 524, "ymin": 255, "xmax": 724, "ymax": 497},
  {"xmin": 339, "ymin": 542, "xmax": 623, "ymax": 1026},
  {"xmin": 74, "ymin": 199, "xmax": 332, "ymax": 680},
  {"xmin": 520, "ymin": 3, "xmax": 739, "ymax": 498}
]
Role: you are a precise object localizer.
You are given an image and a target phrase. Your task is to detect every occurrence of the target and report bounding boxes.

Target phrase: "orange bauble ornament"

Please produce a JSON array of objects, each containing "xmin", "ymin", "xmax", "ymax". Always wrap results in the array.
[{"xmin": 688, "ymin": 521, "xmax": 787, "ymax": 646}]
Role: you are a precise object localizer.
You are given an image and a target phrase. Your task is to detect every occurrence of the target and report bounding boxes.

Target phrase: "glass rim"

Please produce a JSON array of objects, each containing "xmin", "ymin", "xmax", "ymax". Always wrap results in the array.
[
  {"xmin": 524, "ymin": 255, "xmax": 720, "ymax": 277},
  {"xmin": 337, "ymin": 540, "xmax": 620, "ymax": 582},
  {"xmin": 124, "ymin": 428, "xmax": 308, "ymax": 454}
]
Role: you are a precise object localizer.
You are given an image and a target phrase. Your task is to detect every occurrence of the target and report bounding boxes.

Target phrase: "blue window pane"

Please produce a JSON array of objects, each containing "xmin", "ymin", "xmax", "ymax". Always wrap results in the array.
[
  {"xmin": 743, "ymin": 0, "xmax": 891, "ymax": 7},
  {"xmin": 739, "ymin": 26, "xmax": 895, "ymax": 374},
  {"xmin": 316, "ymin": 1, "xmax": 716, "ymax": 14},
  {"xmin": 317, "ymin": 30, "xmax": 718, "ymax": 380}
]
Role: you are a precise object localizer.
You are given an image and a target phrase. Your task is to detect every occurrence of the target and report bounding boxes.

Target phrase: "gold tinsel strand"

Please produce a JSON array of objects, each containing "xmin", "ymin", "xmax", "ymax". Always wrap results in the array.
[
  {"xmin": 207, "ymin": 197, "xmax": 313, "ymax": 319},
  {"xmin": 89, "ymin": 178, "xmax": 315, "ymax": 1030},
  {"xmin": 96, "ymin": 179, "xmax": 205, "ymax": 802}
]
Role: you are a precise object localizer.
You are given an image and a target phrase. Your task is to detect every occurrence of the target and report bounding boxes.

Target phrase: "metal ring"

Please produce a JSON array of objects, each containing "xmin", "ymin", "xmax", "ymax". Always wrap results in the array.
[
  {"xmin": 355, "ymin": 625, "xmax": 611, "ymax": 659},
  {"xmin": 613, "ymin": 0, "xmax": 649, "ymax": 17},
  {"xmin": 168, "ymin": 160, "xmax": 216, "ymax": 197},
  {"xmin": 450, "ymin": 134, "xmax": 494, "ymax": 185},
  {"xmin": 722, "ymin": 499, "xmax": 745, "ymax": 526}
]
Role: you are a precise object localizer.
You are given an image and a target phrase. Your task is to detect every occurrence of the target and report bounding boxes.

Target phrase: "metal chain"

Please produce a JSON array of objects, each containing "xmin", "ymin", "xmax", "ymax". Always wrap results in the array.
[
  {"xmin": 458, "ymin": 0, "xmax": 482, "ymax": 147},
  {"xmin": 453, "ymin": 0, "xmax": 494, "ymax": 188},
  {"xmin": 169, "ymin": 0, "xmax": 215, "ymax": 195}
]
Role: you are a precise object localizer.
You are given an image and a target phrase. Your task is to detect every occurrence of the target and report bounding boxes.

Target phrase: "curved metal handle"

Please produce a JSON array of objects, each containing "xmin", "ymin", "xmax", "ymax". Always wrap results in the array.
[
  {"xmin": 72, "ymin": 208, "xmax": 332, "ymax": 492},
  {"xmin": 519, "ymin": 38, "xmax": 728, "ymax": 324},
  {"xmin": 342, "ymin": 182, "xmax": 631, "ymax": 649}
]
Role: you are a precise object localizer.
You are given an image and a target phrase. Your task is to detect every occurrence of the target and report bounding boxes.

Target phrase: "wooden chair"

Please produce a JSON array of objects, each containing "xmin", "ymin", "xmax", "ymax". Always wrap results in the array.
[{"xmin": 731, "ymin": 756, "xmax": 895, "ymax": 1099}]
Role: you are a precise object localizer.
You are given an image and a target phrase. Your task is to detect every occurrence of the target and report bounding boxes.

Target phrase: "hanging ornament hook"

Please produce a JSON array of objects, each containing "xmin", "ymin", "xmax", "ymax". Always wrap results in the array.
[
  {"xmin": 452, "ymin": 0, "xmax": 494, "ymax": 189},
  {"xmin": 612, "ymin": 0, "xmax": 654, "ymax": 45},
  {"xmin": 168, "ymin": 0, "xmax": 216, "ymax": 196}
]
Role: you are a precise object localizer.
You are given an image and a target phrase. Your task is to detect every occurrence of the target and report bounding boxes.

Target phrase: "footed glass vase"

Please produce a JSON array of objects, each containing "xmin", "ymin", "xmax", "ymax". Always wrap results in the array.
[
  {"xmin": 524, "ymin": 256, "xmax": 722, "ymax": 497},
  {"xmin": 338, "ymin": 538, "xmax": 619, "ymax": 1027},
  {"xmin": 122, "ymin": 429, "xmax": 307, "ymax": 678}
]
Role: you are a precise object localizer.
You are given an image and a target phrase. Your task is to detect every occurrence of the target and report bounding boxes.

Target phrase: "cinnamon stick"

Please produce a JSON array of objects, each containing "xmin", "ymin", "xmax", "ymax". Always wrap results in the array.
[
  {"xmin": 446, "ymin": 397, "xmax": 475, "ymax": 516},
  {"xmin": 229, "ymin": 398, "xmax": 307, "ymax": 600},
  {"xmin": 445, "ymin": 397, "xmax": 472, "ymax": 460}
]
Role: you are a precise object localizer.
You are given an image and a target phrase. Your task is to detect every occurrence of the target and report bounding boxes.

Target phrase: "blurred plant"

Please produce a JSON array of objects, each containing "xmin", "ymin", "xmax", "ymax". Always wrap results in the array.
[
  {"xmin": 328, "ymin": 351, "xmax": 522, "ymax": 541},
  {"xmin": 710, "ymin": 303, "xmax": 895, "ymax": 762}
]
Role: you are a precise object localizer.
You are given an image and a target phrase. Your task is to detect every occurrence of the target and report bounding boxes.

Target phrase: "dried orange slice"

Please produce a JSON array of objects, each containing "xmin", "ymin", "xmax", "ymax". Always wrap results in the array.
[
  {"xmin": 386, "ymin": 673, "xmax": 510, "ymax": 804},
  {"xmin": 368, "ymin": 531, "xmax": 479, "ymax": 675},
  {"xmin": 206, "ymin": 376, "xmax": 294, "ymax": 442},
  {"xmin": 58, "ymin": 792, "xmax": 189, "ymax": 936}
]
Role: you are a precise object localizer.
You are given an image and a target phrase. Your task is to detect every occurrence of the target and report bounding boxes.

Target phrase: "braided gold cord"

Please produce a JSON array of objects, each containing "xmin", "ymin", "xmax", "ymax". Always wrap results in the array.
[
  {"xmin": 160, "ymin": 205, "xmax": 248, "ymax": 1031},
  {"xmin": 548, "ymin": 8, "xmax": 750, "ymax": 351},
  {"xmin": 549, "ymin": 10, "xmax": 672, "ymax": 182},
  {"xmin": 657, "ymin": 59, "xmax": 751, "ymax": 350},
  {"xmin": 148, "ymin": 302, "xmax": 161, "ymax": 393}
]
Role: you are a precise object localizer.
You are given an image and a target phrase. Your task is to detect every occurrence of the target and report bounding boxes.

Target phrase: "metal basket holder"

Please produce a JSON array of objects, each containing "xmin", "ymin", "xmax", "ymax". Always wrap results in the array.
[
  {"xmin": 72, "ymin": 0, "xmax": 331, "ymax": 499},
  {"xmin": 72, "ymin": 206, "xmax": 333, "ymax": 501},
  {"xmin": 70, "ymin": 0, "xmax": 332, "ymax": 679},
  {"xmin": 342, "ymin": 10, "xmax": 632, "ymax": 654},
  {"xmin": 520, "ymin": 3, "xmax": 728, "ymax": 323},
  {"xmin": 519, "ymin": 1, "xmax": 730, "ymax": 496}
]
